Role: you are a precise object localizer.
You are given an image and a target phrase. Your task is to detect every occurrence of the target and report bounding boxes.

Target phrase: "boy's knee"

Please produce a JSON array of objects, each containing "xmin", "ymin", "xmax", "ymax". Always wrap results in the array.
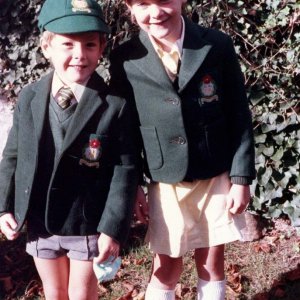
[{"xmin": 43, "ymin": 286, "xmax": 68, "ymax": 300}]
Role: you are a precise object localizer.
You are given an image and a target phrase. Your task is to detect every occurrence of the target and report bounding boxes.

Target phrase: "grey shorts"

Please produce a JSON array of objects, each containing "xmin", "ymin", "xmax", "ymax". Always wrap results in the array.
[{"xmin": 26, "ymin": 234, "xmax": 99, "ymax": 261}]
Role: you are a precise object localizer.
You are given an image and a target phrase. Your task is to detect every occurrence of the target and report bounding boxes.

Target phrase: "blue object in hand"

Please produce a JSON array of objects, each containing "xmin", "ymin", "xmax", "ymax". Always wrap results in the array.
[{"xmin": 93, "ymin": 256, "xmax": 122, "ymax": 282}]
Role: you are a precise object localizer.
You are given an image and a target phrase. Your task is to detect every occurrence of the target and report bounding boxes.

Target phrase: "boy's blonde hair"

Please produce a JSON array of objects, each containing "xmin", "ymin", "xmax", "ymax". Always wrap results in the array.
[{"xmin": 40, "ymin": 31, "xmax": 107, "ymax": 46}]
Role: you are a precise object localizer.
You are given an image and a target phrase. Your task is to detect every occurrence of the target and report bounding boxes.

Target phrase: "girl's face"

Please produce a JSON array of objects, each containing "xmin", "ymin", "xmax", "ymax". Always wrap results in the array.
[
  {"xmin": 41, "ymin": 32, "xmax": 104, "ymax": 84},
  {"xmin": 127, "ymin": 0, "xmax": 186, "ymax": 45}
]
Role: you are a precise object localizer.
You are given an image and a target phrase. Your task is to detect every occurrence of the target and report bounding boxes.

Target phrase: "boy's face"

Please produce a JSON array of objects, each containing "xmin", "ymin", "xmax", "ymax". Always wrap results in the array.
[
  {"xmin": 41, "ymin": 32, "xmax": 104, "ymax": 84},
  {"xmin": 127, "ymin": 0, "xmax": 186, "ymax": 44}
]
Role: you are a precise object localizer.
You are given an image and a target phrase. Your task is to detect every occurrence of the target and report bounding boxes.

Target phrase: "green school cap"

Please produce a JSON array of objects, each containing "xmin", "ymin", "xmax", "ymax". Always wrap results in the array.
[{"xmin": 38, "ymin": 0, "xmax": 110, "ymax": 34}]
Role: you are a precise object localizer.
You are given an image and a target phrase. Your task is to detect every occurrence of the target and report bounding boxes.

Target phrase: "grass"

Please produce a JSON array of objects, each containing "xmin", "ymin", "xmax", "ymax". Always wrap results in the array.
[{"xmin": 1, "ymin": 218, "xmax": 300, "ymax": 299}]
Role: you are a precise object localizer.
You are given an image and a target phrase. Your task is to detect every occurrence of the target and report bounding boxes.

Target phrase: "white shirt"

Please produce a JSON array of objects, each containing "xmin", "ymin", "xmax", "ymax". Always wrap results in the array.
[{"xmin": 51, "ymin": 72, "xmax": 89, "ymax": 104}]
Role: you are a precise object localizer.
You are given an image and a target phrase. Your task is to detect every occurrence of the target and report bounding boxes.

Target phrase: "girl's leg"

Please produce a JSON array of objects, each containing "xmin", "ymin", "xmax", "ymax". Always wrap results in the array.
[
  {"xmin": 194, "ymin": 245, "xmax": 226, "ymax": 300},
  {"xmin": 68, "ymin": 259, "xmax": 98, "ymax": 300},
  {"xmin": 145, "ymin": 254, "xmax": 183, "ymax": 300},
  {"xmin": 33, "ymin": 256, "xmax": 69, "ymax": 300}
]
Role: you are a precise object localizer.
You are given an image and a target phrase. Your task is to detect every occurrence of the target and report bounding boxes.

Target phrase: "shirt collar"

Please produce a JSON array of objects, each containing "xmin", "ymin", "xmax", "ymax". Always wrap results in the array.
[
  {"xmin": 52, "ymin": 72, "xmax": 89, "ymax": 103},
  {"xmin": 149, "ymin": 16, "xmax": 185, "ymax": 59}
]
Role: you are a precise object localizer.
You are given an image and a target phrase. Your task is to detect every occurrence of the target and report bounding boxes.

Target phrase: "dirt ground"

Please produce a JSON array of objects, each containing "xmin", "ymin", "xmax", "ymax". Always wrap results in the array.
[{"xmin": 0, "ymin": 216, "xmax": 300, "ymax": 300}]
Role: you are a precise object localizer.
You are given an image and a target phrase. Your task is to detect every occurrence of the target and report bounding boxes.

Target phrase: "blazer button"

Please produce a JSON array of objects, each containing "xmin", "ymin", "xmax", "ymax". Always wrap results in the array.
[
  {"xmin": 25, "ymin": 188, "xmax": 30, "ymax": 195},
  {"xmin": 169, "ymin": 136, "xmax": 186, "ymax": 145},
  {"xmin": 164, "ymin": 98, "xmax": 180, "ymax": 105}
]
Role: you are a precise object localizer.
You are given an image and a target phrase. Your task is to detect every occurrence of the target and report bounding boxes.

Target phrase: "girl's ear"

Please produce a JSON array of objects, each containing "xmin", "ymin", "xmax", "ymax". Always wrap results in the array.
[{"xmin": 40, "ymin": 37, "xmax": 51, "ymax": 59}]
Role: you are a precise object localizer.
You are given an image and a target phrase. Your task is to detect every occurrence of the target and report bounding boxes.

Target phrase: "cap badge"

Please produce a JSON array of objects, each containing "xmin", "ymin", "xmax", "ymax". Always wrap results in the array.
[
  {"xmin": 198, "ymin": 75, "xmax": 219, "ymax": 105},
  {"xmin": 79, "ymin": 135, "xmax": 102, "ymax": 168},
  {"xmin": 71, "ymin": 0, "xmax": 91, "ymax": 13}
]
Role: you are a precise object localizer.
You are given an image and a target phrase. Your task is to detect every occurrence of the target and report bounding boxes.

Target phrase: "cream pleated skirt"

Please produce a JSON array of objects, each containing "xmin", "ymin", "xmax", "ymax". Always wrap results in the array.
[{"xmin": 145, "ymin": 172, "xmax": 246, "ymax": 257}]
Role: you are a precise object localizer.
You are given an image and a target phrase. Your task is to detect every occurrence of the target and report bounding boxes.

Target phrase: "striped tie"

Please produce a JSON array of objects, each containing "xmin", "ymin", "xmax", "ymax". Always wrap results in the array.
[{"xmin": 57, "ymin": 86, "xmax": 74, "ymax": 109}]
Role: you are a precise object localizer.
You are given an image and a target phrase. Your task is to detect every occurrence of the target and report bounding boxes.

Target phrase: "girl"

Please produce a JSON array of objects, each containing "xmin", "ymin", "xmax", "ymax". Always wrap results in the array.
[{"xmin": 109, "ymin": 0, "xmax": 256, "ymax": 299}]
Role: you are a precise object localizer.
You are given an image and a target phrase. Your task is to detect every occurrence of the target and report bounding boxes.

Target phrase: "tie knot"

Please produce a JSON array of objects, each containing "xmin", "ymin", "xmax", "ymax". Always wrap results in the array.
[{"xmin": 57, "ymin": 86, "xmax": 74, "ymax": 109}]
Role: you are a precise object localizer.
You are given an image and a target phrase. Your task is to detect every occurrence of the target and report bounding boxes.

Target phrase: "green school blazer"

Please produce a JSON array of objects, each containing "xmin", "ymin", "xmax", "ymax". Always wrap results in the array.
[
  {"xmin": 0, "ymin": 71, "xmax": 139, "ymax": 243},
  {"xmin": 109, "ymin": 17, "xmax": 256, "ymax": 184}
]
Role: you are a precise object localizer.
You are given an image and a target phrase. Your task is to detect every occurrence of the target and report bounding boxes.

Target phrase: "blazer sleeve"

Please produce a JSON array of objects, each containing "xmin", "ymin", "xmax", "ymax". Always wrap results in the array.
[
  {"xmin": 222, "ymin": 35, "xmax": 256, "ymax": 183},
  {"xmin": 96, "ymin": 99, "xmax": 139, "ymax": 244},
  {"xmin": 0, "ymin": 102, "xmax": 20, "ymax": 214}
]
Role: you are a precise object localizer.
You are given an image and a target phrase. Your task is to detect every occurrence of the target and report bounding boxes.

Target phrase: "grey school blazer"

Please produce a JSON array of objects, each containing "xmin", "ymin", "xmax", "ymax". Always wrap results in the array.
[
  {"xmin": 0, "ymin": 71, "xmax": 139, "ymax": 243},
  {"xmin": 109, "ymin": 17, "xmax": 256, "ymax": 185}
]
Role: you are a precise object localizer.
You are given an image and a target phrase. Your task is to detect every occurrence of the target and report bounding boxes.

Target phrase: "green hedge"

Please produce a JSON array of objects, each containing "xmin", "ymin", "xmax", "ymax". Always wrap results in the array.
[{"xmin": 0, "ymin": 0, "xmax": 299, "ymax": 224}]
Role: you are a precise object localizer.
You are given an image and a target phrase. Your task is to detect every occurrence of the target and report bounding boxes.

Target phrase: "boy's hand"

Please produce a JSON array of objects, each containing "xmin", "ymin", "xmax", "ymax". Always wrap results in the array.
[
  {"xmin": 0, "ymin": 213, "xmax": 19, "ymax": 240},
  {"xmin": 134, "ymin": 186, "xmax": 149, "ymax": 224},
  {"xmin": 226, "ymin": 184, "xmax": 250, "ymax": 215},
  {"xmin": 94, "ymin": 233, "xmax": 120, "ymax": 264}
]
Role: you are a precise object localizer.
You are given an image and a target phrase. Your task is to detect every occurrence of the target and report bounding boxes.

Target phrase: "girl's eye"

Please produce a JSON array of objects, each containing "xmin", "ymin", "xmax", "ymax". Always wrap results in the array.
[
  {"xmin": 136, "ymin": 1, "xmax": 147, "ymax": 7},
  {"xmin": 159, "ymin": 0, "xmax": 170, "ymax": 4},
  {"xmin": 86, "ymin": 42, "xmax": 97, "ymax": 48}
]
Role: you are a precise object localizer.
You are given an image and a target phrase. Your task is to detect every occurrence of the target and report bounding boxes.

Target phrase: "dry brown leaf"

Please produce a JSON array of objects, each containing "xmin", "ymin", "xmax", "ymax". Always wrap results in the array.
[
  {"xmin": 265, "ymin": 236, "xmax": 279, "ymax": 244},
  {"xmin": 132, "ymin": 291, "xmax": 145, "ymax": 300},
  {"xmin": 118, "ymin": 290, "xmax": 133, "ymax": 300},
  {"xmin": 122, "ymin": 281, "xmax": 135, "ymax": 292},
  {"xmin": 285, "ymin": 267, "xmax": 300, "ymax": 281},
  {"xmin": 133, "ymin": 258, "xmax": 147, "ymax": 265},
  {"xmin": 0, "ymin": 275, "xmax": 13, "ymax": 292},
  {"xmin": 253, "ymin": 293, "xmax": 269, "ymax": 300},
  {"xmin": 253, "ymin": 242, "xmax": 272, "ymax": 253},
  {"xmin": 273, "ymin": 287, "xmax": 285, "ymax": 298}
]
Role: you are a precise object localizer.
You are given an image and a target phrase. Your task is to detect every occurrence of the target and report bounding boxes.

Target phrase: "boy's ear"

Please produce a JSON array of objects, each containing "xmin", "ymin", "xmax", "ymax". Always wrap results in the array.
[{"xmin": 40, "ymin": 37, "xmax": 51, "ymax": 59}]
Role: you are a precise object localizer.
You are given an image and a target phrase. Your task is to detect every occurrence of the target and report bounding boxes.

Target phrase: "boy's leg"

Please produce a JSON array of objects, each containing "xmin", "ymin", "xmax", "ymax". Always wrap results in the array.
[
  {"xmin": 33, "ymin": 256, "xmax": 69, "ymax": 300},
  {"xmin": 194, "ymin": 245, "xmax": 226, "ymax": 300},
  {"xmin": 145, "ymin": 254, "xmax": 183, "ymax": 300},
  {"xmin": 68, "ymin": 259, "xmax": 98, "ymax": 300}
]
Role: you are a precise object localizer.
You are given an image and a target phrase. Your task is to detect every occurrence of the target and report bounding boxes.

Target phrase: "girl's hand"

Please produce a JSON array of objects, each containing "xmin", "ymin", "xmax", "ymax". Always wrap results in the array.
[
  {"xmin": 134, "ymin": 186, "xmax": 149, "ymax": 224},
  {"xmin": 0, "ymin": 213, "xmax": 19, "ymax": 240},
  {"xmin": 94, "ymin": 233, "xmax": 120, "ymax": 264},
  {"xmin": 226, "ymin": 184, "xmax": 250, "ymax": 215}
]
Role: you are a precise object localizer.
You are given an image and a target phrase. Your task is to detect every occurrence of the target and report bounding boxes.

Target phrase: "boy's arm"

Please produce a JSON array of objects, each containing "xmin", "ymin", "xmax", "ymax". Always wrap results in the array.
[
  {"xmin": 94, "ymin": 233, "xmax": 120, "ymax": 263},
  {"xmin": 0, "ymin": 102, "xmax": 20, "ymax": 216},
  {"xmin": 97, "ymin": 99, "xmax": 139, "ymax": 245},
  {"xmin": 0, "ymin": 213, "xmax": 19, "ymax": 240}
]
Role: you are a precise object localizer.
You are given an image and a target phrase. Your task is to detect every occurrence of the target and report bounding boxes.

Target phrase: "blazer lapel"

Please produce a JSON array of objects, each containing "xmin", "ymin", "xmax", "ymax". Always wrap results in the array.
[
  {"xmin": 130, "ymin": 32, "xmax": 175, "ymax": 90},
  {"xmin": 61, "ymin": 74, "xmax": 104, "ymax": 153},
  {"xmin": 31, "ymin": 72, "xmax": 53, "ymax": 144},
  {"xmin": 178, "ymin": 19, "xmax": 212, "ymax": 92}
]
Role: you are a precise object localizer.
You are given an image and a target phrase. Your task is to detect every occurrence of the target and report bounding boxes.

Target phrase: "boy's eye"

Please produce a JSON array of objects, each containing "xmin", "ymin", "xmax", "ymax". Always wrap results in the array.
[{"xmin": 62, "ymin": 42, "xmax": 73, "ymax": 47}]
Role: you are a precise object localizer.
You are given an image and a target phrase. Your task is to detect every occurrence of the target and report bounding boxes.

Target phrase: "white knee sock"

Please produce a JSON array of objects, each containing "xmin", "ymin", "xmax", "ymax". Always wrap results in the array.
[
  {"xmin": 145, "ymin": 284, "xmax": 175, "ymax": 300},
  {"xmin": 197, "ymin": 278, "xmax": 226, "ymax": 300}
]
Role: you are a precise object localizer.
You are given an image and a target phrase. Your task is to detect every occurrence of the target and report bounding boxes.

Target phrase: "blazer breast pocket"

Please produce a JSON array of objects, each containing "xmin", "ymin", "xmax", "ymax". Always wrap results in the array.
[{"xmin": 140, "ymin": 126, "xmax": 163, "ymax": 170}]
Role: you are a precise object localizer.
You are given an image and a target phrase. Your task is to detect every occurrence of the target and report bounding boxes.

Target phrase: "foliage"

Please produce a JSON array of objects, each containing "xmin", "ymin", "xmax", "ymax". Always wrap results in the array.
[{"xmin": 0, "ymin": 0, "xmax": 299, "ymax": 224}]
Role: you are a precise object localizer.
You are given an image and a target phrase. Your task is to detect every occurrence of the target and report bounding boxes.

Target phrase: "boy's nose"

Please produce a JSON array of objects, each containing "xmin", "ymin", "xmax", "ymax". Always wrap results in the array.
[{"xmin": 73, "ymin": 44, "xmax": 86, "ymax": 58}]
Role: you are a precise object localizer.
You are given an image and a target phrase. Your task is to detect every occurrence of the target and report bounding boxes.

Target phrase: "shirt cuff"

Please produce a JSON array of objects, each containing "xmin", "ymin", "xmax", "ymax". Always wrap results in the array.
[{"xmin": 231, "ymin": 176, "xmax": 252, "ymax": 185}]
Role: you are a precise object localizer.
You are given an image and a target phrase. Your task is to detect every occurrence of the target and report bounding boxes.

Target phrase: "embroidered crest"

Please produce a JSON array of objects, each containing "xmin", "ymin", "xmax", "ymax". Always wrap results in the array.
[
  {"xmin": 79, "ymin": 135, "xmax": 102, "ymax": 168},
  {"xmin": 198, "ymin": 75, "xmax": 219, "ymax": 105},
  {"xmin": 71, "ymin": 0, "xmax": 91, "ymax": 13}
]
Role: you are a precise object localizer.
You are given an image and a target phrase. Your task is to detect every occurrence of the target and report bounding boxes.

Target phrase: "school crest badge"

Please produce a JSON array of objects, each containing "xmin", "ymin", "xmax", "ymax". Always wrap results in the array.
[
  {"xmin": 71, "ymin": 0, "xmax": 91, "ymax": 13},
  {"xmin": 79, "ymin": 134, "xmax": 102, "ymax": 168},
  {"xmin": 198, "ymin": 75, "xmax": 219, "ymax": 105}
]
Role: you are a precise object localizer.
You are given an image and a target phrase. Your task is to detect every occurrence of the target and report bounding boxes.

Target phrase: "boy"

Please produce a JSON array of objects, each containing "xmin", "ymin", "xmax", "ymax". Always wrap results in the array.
[
  {"xmin": 109, "ymin": 0, "xmax": 256, "ymax": 299},
  {"xmin": 0, "ymin": 0, "xmax": 138, "ymax": 299}
]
